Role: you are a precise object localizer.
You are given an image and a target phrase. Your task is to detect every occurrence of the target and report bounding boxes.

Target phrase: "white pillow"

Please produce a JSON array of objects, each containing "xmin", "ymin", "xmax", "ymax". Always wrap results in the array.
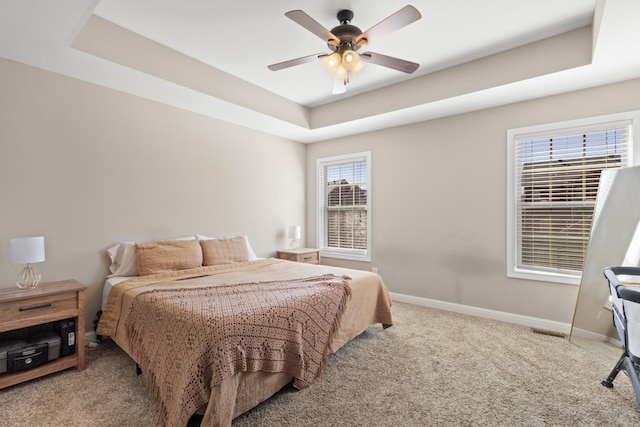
[
  {"xmin": 106, "ymin": 235, "xmax": 196, "ymax": 277},
  {"xmin": 106, "ymin": 242, "xmax": 138, "ymax": 277},
  {"xmin": 196, "ymin": 234, "xmax": 258, "ymax": 261}
]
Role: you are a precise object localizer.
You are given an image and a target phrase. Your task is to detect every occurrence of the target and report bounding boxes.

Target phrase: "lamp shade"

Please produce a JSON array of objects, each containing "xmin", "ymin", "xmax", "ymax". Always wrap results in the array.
[
  {"xmin": 334, "ymin": 65, "xmax": 347, "ymax": 79},
  {"xmin": 11, "ymin": 236, "xmax": 45, "ymax": 264},
  {"xmin": 341, "ymin": 49, "xmax": 361, "ymax": 71},
  {"xmin": 322, "ymin": 52, "xmax": 341, "ymax": 76},
  {"xmin": 287, "ymin": 226, "xmax": 301, "ymax": 240}
]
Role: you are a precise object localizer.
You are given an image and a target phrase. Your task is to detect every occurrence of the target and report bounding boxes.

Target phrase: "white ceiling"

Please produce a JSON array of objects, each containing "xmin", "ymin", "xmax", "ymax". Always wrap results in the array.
[
  {"xmin": 91, "ymin": 0, "xmax": 594, "ymax": 107},
  {"xmin": 1, "ymin": 0, "xmax": 640, "ymax": 143}
]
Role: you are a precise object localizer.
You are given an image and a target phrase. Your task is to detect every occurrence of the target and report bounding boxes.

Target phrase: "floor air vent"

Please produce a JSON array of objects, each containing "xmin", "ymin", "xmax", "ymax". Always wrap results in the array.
[{"xmin": 531, "ymin": 328, "xmax": 567, "ymax": 338}]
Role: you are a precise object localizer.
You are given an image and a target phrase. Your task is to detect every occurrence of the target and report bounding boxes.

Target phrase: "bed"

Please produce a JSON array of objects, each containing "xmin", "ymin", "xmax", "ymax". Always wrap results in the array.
[{"xmin": 96, "ymin": 236, "xmax": 393, "ymax": 427}]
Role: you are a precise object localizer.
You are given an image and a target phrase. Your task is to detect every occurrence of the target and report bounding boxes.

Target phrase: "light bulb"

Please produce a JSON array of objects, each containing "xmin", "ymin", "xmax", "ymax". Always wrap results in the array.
[
  {"xmin": 341, "ymin": 49, "xmax": 361, "ymax": 71},
  {"xmin": 322, "ymin": 52, "xmax": 341, "ymax": 76},
  {"xmin": 334, "ymin": 65, "xmax": 347, "ymax": 79},
  {"xmin": 351, "ymin": 59, "xmax": 365, "ymax": 75}
]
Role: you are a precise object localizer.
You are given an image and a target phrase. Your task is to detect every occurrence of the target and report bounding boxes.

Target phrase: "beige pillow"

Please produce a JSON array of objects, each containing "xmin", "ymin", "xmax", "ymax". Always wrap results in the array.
[
  {"xmin": 200, "ymin": 235, "xmax": 249, "ymax": 265},
  {"xmin": 107, "ymin": 235, "xmax": 197, "ymax": 277},
  {"xmin": 136, "ymin": 240, "xmax": 203, "ymax": 275},
  {"xmin": 196, "ymin": 234, "xmax": 259, "ymax": 261}
]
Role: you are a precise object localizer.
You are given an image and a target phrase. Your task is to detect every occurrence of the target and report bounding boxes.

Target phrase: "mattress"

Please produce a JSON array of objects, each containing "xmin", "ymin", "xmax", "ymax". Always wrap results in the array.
[{"xmin": 101, "ymin": 276, "xmax": 130, "ymax": 310}]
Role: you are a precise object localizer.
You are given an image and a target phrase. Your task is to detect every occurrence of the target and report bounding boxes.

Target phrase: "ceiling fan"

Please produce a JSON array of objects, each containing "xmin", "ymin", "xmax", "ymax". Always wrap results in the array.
[{"xmin": 267, "ymin": 5, "xmax": 422, "ymax": 94}]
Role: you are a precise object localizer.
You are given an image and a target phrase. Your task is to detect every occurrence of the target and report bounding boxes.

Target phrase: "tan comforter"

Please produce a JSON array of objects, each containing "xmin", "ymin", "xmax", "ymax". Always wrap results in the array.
[{"xmin": 97, "ymin": 258, "xmax": 393, "ymax": 427}]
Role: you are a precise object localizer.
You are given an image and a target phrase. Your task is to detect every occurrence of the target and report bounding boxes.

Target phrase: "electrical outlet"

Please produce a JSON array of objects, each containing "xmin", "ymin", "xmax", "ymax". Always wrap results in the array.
[{"xmin": 372, "ymin": 267, "xmax": 378, "ymax": 274}]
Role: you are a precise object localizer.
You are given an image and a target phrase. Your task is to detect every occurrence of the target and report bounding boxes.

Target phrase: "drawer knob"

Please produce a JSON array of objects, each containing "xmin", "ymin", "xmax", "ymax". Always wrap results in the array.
[{"xmin": 19, "ymin": 302, "xmax": 52, "ymax": 312}]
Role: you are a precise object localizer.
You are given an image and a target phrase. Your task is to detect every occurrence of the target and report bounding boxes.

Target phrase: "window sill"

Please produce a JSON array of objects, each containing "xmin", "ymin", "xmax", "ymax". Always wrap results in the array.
[
  {"xmin": 320, "ymin": 250, "xmax": 370, "ymax": 263},
  {"xmin": 508, "ymin": 269, "xmax": 581, "ymax": 286}
]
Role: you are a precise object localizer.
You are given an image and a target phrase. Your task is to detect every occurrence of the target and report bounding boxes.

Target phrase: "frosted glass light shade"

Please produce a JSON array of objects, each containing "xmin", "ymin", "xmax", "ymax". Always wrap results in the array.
[
  {"xmin": 341, "ymin": 49, "xmax": 361, "ymax": 71},
  {"xmin": 350, "ymin": 59, "xmax": 365, "ymax": 75},
  {"xmin": 323, "ymin": 49, "xmax": 364, "ymax": 86},
  {"xmin": 334, "ymin": 65, "xmax": 347, "ymax": 79},
  {"xmin": 322, "ymin": 52, "xmax": 341, "ymax": 76}
]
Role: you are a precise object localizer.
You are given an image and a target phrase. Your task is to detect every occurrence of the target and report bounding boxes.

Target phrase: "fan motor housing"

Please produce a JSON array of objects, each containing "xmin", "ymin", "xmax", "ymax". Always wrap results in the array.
[{"xmin": 329, "ymin": 10, "xmax": 362, "ymax": 50}]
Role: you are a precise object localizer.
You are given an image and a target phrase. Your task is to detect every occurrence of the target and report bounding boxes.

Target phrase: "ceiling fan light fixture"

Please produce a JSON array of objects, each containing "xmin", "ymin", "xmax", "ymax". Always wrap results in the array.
[
  {"xmin": 322, "ymin": 52, "xmax": 341, "ymax": 75},
  {"xmin": 341, "ymin": 49, "xmax": 362, "ymax": 71},
  {"xmin": 334, "ymin": 64, "xmax": 347, "ymax": 79},
  {"xmin": 271, "ymin": 6, "xmax": 422, "ymax": 94},
  {"xmin": 350, "ymin": 59, "xmax": 365, "ymax": 75}
]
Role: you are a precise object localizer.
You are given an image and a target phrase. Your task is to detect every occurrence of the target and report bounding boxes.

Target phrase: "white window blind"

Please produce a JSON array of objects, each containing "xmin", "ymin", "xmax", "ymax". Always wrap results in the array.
[
  {"xmin": 508, "ymin": 114, "xmax": 636, "ymax": 284},
  {"xmin": 317, "ymin": 152, "xmax": 371, "ymax": 262}
]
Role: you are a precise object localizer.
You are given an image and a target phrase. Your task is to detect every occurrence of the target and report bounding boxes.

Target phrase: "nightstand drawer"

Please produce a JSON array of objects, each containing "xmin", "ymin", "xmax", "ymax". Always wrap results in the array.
[
  {"xmin": 0, "ymin": 292, "xmax": 78, "ymax": 325},
  {"xmin": 277, "ymin": 249, "xmax": 320, "ymax": 264},
  {"xmin": 295, "ymin": 251, "xmax": 319, "ymax": 264}
]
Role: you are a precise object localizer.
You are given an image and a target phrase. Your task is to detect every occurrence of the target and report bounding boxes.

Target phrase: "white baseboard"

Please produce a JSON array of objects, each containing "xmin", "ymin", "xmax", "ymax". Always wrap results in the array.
[
  {"xmin": 571, "ymin": 327, "xmax": 623, "ymax": 347},
  {"xmin": 82, "ymin": 295, "xmax": 621, "ymax": 347},
  {"xmin": 390, "ymin": 292, "xmax": 624, "ymax": 345},
  {"xmin": 85, "ymin": 331, "xmax": 98, "ymax": 345},
  {"xmin": 390, "ymin": 292, "xmax": 572, "ymax": 335}
]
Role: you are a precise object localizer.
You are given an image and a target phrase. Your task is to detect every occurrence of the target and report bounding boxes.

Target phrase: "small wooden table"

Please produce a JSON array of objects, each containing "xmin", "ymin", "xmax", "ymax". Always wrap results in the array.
[
  {"xmin": 276, "ymin": 248, "xmax": 320, "ymax": 265},
  {"xmin": 0, "ymin": 279, "xmax": 85, "ymax": 389}
]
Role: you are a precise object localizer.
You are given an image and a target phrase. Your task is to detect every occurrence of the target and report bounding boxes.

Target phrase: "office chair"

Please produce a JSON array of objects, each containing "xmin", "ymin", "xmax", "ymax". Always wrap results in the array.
[{"xmin": 601, "ymin": 266, "xmax": 640, "ymax": 407}]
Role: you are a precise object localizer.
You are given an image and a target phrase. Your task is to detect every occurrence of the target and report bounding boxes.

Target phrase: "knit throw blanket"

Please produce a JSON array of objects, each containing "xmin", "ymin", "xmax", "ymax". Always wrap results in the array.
[{"xmin": 125, "ymin": 274, "xmax": 352, "ymax": 427}]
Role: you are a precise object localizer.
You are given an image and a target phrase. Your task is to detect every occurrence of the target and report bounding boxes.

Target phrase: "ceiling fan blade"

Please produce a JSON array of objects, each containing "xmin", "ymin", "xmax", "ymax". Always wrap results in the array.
[
  {"xmin": 285, "ymin": 10, "xmax": 339, "ymax": 46},
  {"xmin": 356, "ymin": 5, "xmax": 421, "ymax": 46},
  {"xmin": 268, "ymin": 53, "xmax": 326, "ymax": 71},
  {"xmin": 361, "ymin": 52, "xmax": 420, "ymax": 74},
  {"xmin": 332, "ymin": 78, "xmax": 347, "ymax": 94}
]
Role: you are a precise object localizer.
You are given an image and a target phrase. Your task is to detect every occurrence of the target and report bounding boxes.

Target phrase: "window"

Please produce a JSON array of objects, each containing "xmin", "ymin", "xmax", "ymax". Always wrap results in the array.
[
  {"xmin": 317, "ymin": 152, "xmax": 371, "ymax": 262},
  {"xmin": 507, "ymin": 112, "xmax": 638, "ymax": 284}
]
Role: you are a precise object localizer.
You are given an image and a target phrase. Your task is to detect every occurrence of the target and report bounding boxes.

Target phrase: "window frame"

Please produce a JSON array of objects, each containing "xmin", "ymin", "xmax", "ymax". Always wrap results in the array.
[
  {"xmin": 507, "ymin": 111, "xmax": 639, "ymax": 285},
  {"xmin": 317, "ymin": 151, "xmax": 372, "ymax": 262}
]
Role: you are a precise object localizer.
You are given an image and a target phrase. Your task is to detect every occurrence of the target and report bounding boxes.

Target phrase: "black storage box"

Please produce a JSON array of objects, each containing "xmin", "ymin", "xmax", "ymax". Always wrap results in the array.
[
  {"xmin": 0, "ymin": 333, "xmax": 62, "ymax": 374},
  {"xmin": 55, "ymin": 319, "xmax": 76, "ymax": 356},
  {"xmin": 6, "ymin": 341, "xmax": 48, "ymax": 372},
  {"xmin": 0, "ymin": 340, "xmax": 28, "ymax": 374},
  {"xmin": 30, "ymin": 332, "xmax": 62, "ymax": 362}
]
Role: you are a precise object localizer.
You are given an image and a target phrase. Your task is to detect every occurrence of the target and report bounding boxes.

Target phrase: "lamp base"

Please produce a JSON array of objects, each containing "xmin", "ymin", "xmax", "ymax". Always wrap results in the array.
[
  {"xmin": 288, "ymin": 239, "xmax": 300, "ymax": 250},
  {"xmin": 16, "ymin": 264, "xmax": 41, "ymax": 288}
]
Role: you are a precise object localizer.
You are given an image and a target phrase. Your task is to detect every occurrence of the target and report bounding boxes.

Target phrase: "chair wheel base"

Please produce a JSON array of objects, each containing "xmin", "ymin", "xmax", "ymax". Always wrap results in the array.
[{"xmin": 602, "ymin": 380, "xmax": 614, "ymax": 388}]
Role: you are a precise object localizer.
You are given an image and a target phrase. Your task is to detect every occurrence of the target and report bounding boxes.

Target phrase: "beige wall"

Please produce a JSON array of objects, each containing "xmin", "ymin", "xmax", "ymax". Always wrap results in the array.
[
  {"xmin": 3, "ymin": 54, "xmax": 640, "ymax": 333},
  {"xmin": 307, "ymin": 78, "xmax": 640, "ymax": 323},
  {"xmin": 0, "ymin": 58, "xmax": 306, "ymax": 332}
]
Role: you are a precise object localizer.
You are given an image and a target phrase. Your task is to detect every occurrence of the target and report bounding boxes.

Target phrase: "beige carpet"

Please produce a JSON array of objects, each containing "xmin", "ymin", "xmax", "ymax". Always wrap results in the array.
[{"xmin": 1, "ymin": 302, "xmax": 639, "ymax": 426}]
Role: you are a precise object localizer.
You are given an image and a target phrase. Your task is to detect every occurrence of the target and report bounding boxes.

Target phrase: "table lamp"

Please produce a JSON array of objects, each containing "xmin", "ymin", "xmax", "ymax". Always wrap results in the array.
[
  {"xmin": 288, "ymin": 225, "xmax": 301, "ymax": 249},
  {"xmin": 11, "ymin": 236, "xmax": 45, "ymax": 288}
]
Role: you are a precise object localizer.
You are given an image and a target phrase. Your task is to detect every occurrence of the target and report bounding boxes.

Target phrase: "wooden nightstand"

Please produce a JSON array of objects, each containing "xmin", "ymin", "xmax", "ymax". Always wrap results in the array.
[
  {"xmin": 0, "ymin": 279, "xmax": 85, "ymax": 389},
  {"xmin": 277, "ymin": 248, "xmax": 320, "ymax": 265}
]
